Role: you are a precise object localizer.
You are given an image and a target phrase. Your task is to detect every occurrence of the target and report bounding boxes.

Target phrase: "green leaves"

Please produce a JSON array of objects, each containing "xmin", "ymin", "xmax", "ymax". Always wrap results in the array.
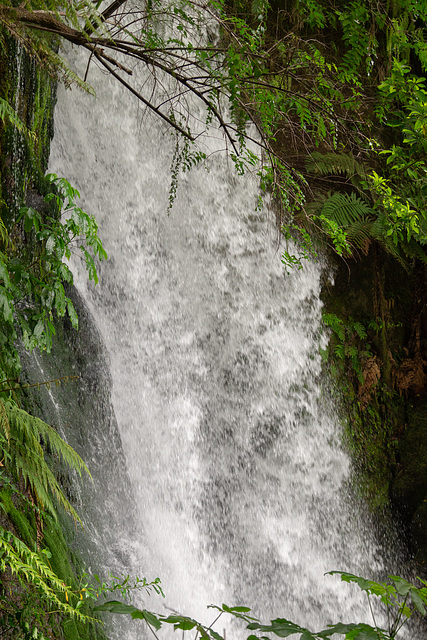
[
  {"xmin": 0, "ymin": 526, "xmax": 89, "ymax": 623},
  {"xmin": 328, "ymin": 571, "xmax": 427, "ymax": 634},
  {"xmin": 92, "ymin": 571, "xmax": 427, "ymax": 640},
  {"xmin": 0, "ymin": 399, "xmax": 90, "ymax": 522},
  {"xmin": 94, "ymin": 601, "xmax": 162, "ymax": 627},
  {"xmin": 247, "ymin": 617, "xmax": 320, "ymax": 639},
  {"xmin": 0, "ymin": 173, "xmax": 106, "ymax": 382},
  {"xmin": 322, "ymin": 314, "xmax": 372, "ymax": 383}
]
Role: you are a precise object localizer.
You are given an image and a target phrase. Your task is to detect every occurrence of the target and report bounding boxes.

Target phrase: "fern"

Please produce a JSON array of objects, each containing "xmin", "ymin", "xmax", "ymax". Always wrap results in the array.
[
  {"xmin": 317, "ymin": 191, "xmax": 374, "ymax": 227},
  {"xmin": 41, "ymin": 47, "xmax": 96, "ymax": 94},
  {"xmin": 0, "ymin": 97, "xmax": 29, "ymax": 136},
  {"xmin": 0, "ymin": 526, "xmax": 90, "ymax": 622},
  {"xmin": 0, "ymin": 400, "xmax": 90, "ymax": 522},
  {"xmin": 305, "ymin": 152, "xmax": 368, "ymax": 179},
  {"xmin": 345, "ymin": 217, "xmax": 373, "ymax": 253},
  {"xmin": 370, "ymin": 213, "xmax": 410, "ymax": 269},
  {"xmin": 400, "ymin": 239, "xmax": 427, "ymax": 265},
  {"xmin": 308, "ymin": 191, "xmax": 376, "ymax": 256}
]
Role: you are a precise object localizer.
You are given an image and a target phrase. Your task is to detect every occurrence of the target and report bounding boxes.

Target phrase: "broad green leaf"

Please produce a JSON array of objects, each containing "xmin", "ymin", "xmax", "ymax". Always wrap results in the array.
[
  {"xmin": 327, "ymin": 572, "xmax": 378, "ymax": 595},
  {"xmin": 346, "ymin": 625, "xmax": 386, "ymax": 640},
  {"xmin": 248, "ymin": 618, "xmax": 312, "ymax": 638},
  {"xmin": 46, "ymin": 235, "xmax": 56, "ymax": 254},
  {"xmin": 0, "ymin": 262, "xmax": 11, "ymax": 288},
  {"xmin": 317, "ymin": 623, "xmax": 359, "ymax": 637},
  {"xmin": 410, "ymin": 587, "xmax": 427, "ymax": 614},
  {"xmin": 389, "ymin": 575, "xmax": 410, "ymax": 597},
  {"xmin": 67, "ymin": 300, "xmax": 79, "ymax": 329},
  {"xmin": 142, "ymin": 610, "xmax": 161, "ymax": 629},
  {"xmin": 93, "ymin": 600, "xmax": 160, "ymax": 627},
  {"xmin": 93, "ymin": 600, "xmax": 134, "ymax": 614},
  {"xmin": 0, "ymin": 292, "xmax": 13, "ymax": 323},
  {"xmin": 162, "ymin": 614, "xmax": 197, "ymax": 630}
]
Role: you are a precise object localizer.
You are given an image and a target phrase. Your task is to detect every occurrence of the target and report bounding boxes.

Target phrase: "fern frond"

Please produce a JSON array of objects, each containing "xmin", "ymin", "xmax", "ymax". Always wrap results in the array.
[
  {"xmin": 38, "ymin": 46, "xmax": 96, "ymax": 94},
  {"xmin": 0, "ymin": 526, "xmax": 91, "ymax": 623},
  {"xmin": 0, "ymin": 399, "xmax": 10, "ymax": 441},
  {"xmin": 345, "ymin": 218, "xmax": 373, "ymax": 253},
  {"xmin": 0, "ymin": 97, "xmax": 29, "ymax": 136},
  {"xmin": 2, "ymin": 400, "xmax": 90, "ymax": 521},
  {"xmin": 319, "ymin": 192, "xmax": 374, "ymax": 227},
  {"xmin": 4, "ymin": 401, "xmax": 89, "ymax": 477},
  {"xmin": 401, "ymin": 239, "xmax": 427, "ymax": 264},
  {"xmin": 0, "ymin": 215, "xmax": 11, "ymax": 250},
  {"xmin": 306, "ymin": 152, "xmax": 368, "ymax": 178}
]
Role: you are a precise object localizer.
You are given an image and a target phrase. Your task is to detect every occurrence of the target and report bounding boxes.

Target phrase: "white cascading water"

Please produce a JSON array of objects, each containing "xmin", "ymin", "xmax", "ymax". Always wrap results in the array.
[{"xmin": 48, "ymin": 47, "xmax": 386, "ymax": 638}]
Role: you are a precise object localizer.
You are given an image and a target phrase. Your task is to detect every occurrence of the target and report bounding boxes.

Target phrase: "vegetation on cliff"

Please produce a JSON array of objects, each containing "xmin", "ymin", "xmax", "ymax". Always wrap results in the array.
[{"xmin": 0, "ymin": 32, "xmax": 107, "ymax": 639}]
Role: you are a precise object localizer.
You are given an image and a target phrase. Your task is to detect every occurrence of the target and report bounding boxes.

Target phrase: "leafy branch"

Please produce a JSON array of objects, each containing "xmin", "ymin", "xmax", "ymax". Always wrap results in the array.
[{"xmin": 91, "ymin": 571, "xmax": 427, "ymax": 640}]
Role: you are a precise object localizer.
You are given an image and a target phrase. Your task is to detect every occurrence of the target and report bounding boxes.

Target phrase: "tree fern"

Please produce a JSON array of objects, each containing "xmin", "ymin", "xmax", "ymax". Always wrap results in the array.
[{"xmin": 0, "ymin": 400, "xmax": 90, "ymax": 522}]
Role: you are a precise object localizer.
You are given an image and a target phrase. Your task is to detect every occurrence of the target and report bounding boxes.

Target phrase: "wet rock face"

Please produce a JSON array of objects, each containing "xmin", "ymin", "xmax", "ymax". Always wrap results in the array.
[
  {"xmin": 20, "ymin": 284, "xmax": 136, "ymax": 577},
  {"xmin": 391, "ymin": 404, "xmax": 427, "ymax": 565},
  {"xmin": 323, "ymin": 245, "xmax": 427, "ymax": 568}
]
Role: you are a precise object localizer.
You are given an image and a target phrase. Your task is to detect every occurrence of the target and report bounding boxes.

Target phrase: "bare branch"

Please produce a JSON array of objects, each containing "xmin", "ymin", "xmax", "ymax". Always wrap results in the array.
[{"xmin": 91, "ymin": 49, "xmax": 195, "ymax": 141}]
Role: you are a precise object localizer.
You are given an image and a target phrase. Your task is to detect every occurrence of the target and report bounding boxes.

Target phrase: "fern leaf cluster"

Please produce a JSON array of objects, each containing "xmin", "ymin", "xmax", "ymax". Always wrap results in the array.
[
  {"xmin": 0, "ymin": 98, "xmax": 28, "ymax": 137},
  {"xmin": 308, "ymin": 190, "xmax": 375, "ymax": 255},
  {"xmin": 0, "ymin": 526, "xmax": 89, "ymax": 622},
  {"xmin": 0, "ymin": 400, "xmax": 90, "ymax": 522},
  {"xmin": 319, "ymin": 192, "xmax": 373, "ymax": 227},
  {"xmin": 305, "ymin": 151, "xmax": 427, "ymax": 265},
  {"xmin": 306, "ymin": 152, "xmax": 368, "ymax": 179}
]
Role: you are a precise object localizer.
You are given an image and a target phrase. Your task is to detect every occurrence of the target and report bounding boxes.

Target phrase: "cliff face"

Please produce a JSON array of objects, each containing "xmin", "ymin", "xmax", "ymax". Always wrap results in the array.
[{"xmin": 323, "ymin": 245, "xmax": 427, "ymax": 567}]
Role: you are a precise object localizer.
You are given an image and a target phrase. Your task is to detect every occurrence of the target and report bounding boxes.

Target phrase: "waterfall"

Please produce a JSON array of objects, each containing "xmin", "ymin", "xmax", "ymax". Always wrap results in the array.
[{"xmin": 47, "ymin": 48, "xmax": 386, "ymax": 638}]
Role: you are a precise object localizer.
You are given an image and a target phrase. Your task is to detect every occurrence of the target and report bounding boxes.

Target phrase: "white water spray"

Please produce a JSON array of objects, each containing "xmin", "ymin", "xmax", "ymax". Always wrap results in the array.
[{"xmin": 48, "ymin": 49, "xmax": 384, "ymax": 637}]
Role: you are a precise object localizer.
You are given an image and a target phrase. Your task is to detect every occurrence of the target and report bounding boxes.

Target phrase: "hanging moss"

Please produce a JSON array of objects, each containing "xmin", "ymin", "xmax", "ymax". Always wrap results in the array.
[
  {"xmin": 0, "ymin": 32, "xmax": 56, "ymax": 221},
  {"xmin": 0, "ymin": 26, "xmax": 110, "ymax": 640}
]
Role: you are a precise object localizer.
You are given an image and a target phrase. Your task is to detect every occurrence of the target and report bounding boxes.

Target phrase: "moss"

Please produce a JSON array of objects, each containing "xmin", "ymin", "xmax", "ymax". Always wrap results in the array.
[
  {"xmin": 42, "ymin": 519, "xmax": 78, "ymax": 590},
  {"xmin": 0, "ymin": 31, "xmax": 109, "ymax": 640},
  {"xmin": 320, "ymin": 242, "xmax": 427, "ymax": 563},
  {"xmin": 41, "ymin": 520, "xmax": 107, "ymax": 639},
  {"xmin": 393, "ymin": 405, "xmax": 427, "ymax": 512},
  {"xmin": 63, "ymin": 619, "xmax": 81, "ymax": 640},
  {"xmin": 0, "ymin": 33, "xmax": 56, "ymax": 220},
  {"xmin": 0, "ymin": 489, "xmax": 37, "ymax": 548}
]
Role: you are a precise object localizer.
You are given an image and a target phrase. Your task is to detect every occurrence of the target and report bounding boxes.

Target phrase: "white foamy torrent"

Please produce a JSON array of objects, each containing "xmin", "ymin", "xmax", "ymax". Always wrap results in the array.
[{"xmin": 49, "ymin": 47, "xmax": 384, "ymax": 638}]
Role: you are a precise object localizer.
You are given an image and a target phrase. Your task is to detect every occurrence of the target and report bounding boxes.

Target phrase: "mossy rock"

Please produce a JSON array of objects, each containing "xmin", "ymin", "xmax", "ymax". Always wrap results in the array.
[
  {"xmin": 0, "ymin": 489, "xmax": 37, "ymax": 548},
  {"xmin": 391, "ymin": 402, "xmax": 427, "ymax": 562},
  {"xmin": 393, "ymin": 404, "xmax": 427, "ymax": 513},
  {"xmin": 42, "ymin": 518, "xmax": 78, "ymax": 590},
  {"xmin": 411, "ymin": 499, "xmax": 427, "ymax": 567}
]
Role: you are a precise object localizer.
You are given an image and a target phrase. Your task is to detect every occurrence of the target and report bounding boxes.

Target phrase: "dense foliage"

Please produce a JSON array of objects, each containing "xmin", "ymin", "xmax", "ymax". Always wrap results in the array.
[{"xmin": 1, "ymin": 0, "xmax": 426, "ymax": 264}]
